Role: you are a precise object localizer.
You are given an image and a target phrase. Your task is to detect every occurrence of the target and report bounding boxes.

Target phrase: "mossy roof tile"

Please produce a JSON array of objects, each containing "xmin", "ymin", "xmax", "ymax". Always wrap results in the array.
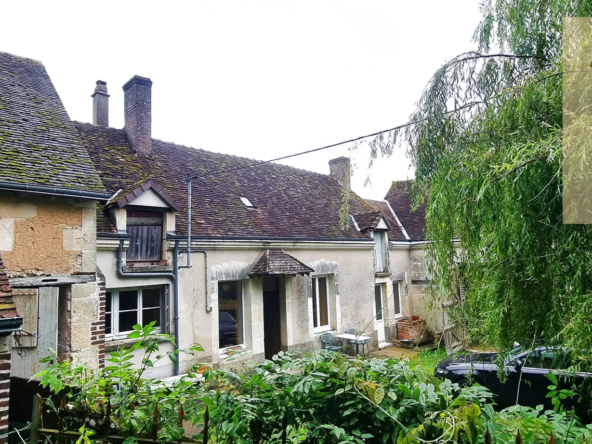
[
  {"xmin": 75, "ymin": 122, "xmax": 373, "ymax": 241},
  {"xmin": 384, "ymin": 180, "xmax": 426, "ymax": 241},
  {"xmin": 0, "ymin": 51, "xmax": 104, "ymax": 192},
  {"xmin": 364, "ymin": 199, "xmax": 405, "ymax": 239}
]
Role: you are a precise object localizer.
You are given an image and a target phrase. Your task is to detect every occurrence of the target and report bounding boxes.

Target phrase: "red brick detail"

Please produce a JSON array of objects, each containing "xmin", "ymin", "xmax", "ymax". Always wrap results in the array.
[
  {"xmin": 393, "ymin": 317, "xmax": 429, "ymax": 347},
  {"xmin": 95, "ymin": 268, "xmax": 107, "ymax": 368},
  {"xmin": 0, "ymin": 255, "xmax": 14, "ymax": 439}
]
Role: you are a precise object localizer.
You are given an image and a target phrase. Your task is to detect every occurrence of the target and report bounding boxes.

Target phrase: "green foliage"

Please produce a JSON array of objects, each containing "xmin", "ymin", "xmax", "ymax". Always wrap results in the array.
[
  {"xmin": 37, "ymin": 339, "xmax": 592, "ymax": 444},
  {"xmin": 36, "ymin": 322, "xmax": 203, "ymax": 440},
  {"xmin": 413, "ymin": 347, "xmax": 448, "ymax": 375},
  {"xmin": 364, "ymin": 0, "xmax": 592, "ymax": 355}
]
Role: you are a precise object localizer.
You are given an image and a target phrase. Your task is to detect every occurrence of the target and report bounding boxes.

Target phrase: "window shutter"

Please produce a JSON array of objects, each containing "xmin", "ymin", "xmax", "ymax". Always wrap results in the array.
[
  {"xmin": 127, "ymin": 211, "xmax": 163, "ymax": 262},
  {"xmin": 12, "ymin": 289, "xmax": 38, "ymax": 347},
  {"xmin": 37, "ymin": 287, "xmax": 59, "ymax": 367}
]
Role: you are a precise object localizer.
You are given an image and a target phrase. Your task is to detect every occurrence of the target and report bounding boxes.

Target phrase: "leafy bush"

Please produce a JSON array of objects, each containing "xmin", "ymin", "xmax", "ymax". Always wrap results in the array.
[{"xmin": 36, "ymin": 327, "xmax": 592, "ymax": 443}]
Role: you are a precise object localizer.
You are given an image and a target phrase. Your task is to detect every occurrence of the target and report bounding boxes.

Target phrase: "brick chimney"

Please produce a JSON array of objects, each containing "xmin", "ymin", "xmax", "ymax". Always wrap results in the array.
[
  {"xmin": 91, "ymin": 80, "xmax": 109, "ymax": 127},
  {"xmin": 329, "ymin": 157, "xmax": 350, "ymax": 188},
  {"xmin": 123, "ymin": 75, "xmax": 152, "ymax": 157}
]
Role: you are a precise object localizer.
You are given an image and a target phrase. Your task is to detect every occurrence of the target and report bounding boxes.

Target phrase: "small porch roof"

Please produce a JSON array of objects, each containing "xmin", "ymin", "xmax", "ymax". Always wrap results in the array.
[{"xmin": 248, "ymin": 249, "xmax": 314, "ymax": 276}]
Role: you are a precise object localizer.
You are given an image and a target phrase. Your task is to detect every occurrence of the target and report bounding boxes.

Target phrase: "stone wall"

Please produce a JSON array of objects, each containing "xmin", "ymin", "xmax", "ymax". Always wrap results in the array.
[{"xmin": 0, "ymin": 192, "xmax": 97, "ymax": 275}]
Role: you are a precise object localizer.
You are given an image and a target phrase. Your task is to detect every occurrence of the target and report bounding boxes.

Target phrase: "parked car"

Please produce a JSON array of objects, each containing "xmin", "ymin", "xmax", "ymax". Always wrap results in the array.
[
  {"xmin": 434, "ymin": 346, "xmax": 592, "ymax": 414},
  {"xmin": 218, "ymin": 311, "xmax": 238, "ymax": 347}
]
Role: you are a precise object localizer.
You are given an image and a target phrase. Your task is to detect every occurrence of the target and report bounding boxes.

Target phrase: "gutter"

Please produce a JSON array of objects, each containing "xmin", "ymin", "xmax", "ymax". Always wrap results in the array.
[
  {"xmin": 0, "ymin": 316, "xmax": 23, "ymax": 337},
  {"xmin": 167, "ymin": 235, "xmax": 374, "ymax": 244},
  {"xmin": 0, "ymin": 182, "xmax": 111, "ymax": 201},
  {"xmin": 117, "ymin": 240, "xmax": 181, "ymax": 375}
]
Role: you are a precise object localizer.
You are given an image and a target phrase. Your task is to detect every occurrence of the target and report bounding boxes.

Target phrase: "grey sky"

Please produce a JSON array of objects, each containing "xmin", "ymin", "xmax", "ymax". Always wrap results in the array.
[{"xmin": 1, "ymin": 1, "xmax": 480, "ymax": 200}]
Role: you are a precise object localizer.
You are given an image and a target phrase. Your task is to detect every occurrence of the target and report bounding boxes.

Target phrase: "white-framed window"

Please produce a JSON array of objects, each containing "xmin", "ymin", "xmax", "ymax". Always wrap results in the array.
[
  {"xmin": 312, "ymin": 276, "xmax": 330, "ymax": 330},
  {"xmin": 373, "ymin": 230, "xmax": 388, "ymax": 273},
  {"xmin": 105, "ymin": 286, "xmax": 165, "ymax": 339},
  {"xmin": 218, "ymin": 280, "xmax": 244, "ymax": 349},
  {"xmin": 393, "ymin": 281, "xmax": 403, "ymax": 317}
]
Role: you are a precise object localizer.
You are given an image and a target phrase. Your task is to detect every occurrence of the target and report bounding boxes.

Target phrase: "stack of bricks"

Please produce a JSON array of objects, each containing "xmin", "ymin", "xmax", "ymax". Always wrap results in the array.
[
  {"xmin": 0, "ymin": 256, "xmax": 18, "ymax": 439},
  {"xmin": 0, "ymin": 349, "xmax": 9, "ymax": 440},
  {"xmin": 90, "ymin": 269, "xmax": 106, "ymax": 368},
  {"xmin": 393, "ymin": 317, "xmax": 429, "ymax": 348}
]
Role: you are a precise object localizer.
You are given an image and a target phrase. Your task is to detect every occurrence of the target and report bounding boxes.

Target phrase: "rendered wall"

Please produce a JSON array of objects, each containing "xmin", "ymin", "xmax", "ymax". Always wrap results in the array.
[
  {"xmin": 97, "ymin": 244, "xmax": 375, "ymax": 377},
  {"xmin": 0, "ymin": 191, "xmax": 102, "ymax": 377}
]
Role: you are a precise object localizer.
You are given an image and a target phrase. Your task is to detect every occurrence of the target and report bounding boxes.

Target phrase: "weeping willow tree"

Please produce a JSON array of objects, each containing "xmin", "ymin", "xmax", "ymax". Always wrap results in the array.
[{"xmin": 369, "ymin": 0, "xmax": 592, "ymax": 352}]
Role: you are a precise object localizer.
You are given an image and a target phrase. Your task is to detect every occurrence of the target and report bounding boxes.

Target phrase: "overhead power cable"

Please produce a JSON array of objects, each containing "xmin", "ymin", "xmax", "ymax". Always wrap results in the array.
[
  {"xmin": 187, "ymin": 121, "xmax": 414, "ymax": 182},
  {"xmin": 186, "ymin": 98, "xmax": 488, "ymax": 182}
]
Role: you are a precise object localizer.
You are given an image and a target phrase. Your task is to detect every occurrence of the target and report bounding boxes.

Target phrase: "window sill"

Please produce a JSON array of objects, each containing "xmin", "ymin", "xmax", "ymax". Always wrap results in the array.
[
  {"xmin": 123, "ymin": 264, "xmax": 172, "ymax": 273},
  {"xmin": 313, "ymin": 326, "xmax": 334, "ymax": 334},
  {"xmin": 105, "ymin": 334, "xmax": 169, "ymax": 352},
  {"xmin": 219, "ymin": 345, "xmax": 250, "ymax": 361}
]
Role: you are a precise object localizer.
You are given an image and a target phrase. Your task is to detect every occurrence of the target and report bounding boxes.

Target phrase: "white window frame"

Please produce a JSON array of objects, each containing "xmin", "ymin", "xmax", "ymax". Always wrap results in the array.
[
  {"xmin": 218, "ymin": 280, "xmax": 246, "ymax": 353},
  {"xmin": 106, "ymin": 286, "xmax": 164, "ymax": 340},
  {"xmin": 312, "ymin": 275, "xmax": 332, "ymax": 332},
  {"xmin": 374, "ymin": 284, "xmax": 384, "ymax": 322},
  {"xmin": 373, "ymin": 230, "xmax": 388, "ymax": 272},
  {"xmin": 393, "ymin": 281, "xmax": 403, "ymax": 318}
]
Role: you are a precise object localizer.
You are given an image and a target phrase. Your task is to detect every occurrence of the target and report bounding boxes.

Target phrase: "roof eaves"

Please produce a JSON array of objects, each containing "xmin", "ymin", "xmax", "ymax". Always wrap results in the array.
[{"xmin": 0, "ymin": 181, "xmax": 111, "ymax": 201}]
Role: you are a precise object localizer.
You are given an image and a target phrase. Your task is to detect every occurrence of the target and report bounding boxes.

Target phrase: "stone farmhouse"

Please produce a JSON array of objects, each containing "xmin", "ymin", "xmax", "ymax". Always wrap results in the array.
[
  {"xmin": 0, "ymin": 51, "xmax": 112, "ymax": 432},
  {"xmin": 0, "ymin": 50, "xmax": 435, "ymax": 429}
]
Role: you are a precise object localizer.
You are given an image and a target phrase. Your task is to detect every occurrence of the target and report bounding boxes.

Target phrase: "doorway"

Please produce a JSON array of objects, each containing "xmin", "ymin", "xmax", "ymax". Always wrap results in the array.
[
  {"xmin": 263, "ymin": 277, "xmax": 282, "ymax": 360},
  {"xmin": 374, "ymin": 284, "xmax": 386, "ymax": 343}
]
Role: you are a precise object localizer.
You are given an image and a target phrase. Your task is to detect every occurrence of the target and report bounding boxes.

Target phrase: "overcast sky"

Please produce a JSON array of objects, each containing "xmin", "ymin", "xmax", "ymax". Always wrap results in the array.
[{"xmin": 2, "ymin": 1, "xmax": 480, "ymax": 200}]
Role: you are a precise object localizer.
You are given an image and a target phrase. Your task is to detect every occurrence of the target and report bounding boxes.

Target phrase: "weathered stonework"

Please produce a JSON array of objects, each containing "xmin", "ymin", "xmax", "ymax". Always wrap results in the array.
[
  {"xmin": 410, "ymin": 253, "xmax": 429, "ymax": 282},
  {"xmin": 0, "ymin": 193, "xmax": 97, "ymax": 276},
  {"xmin": 69, "ymin": 282, "xmax": 101, "ymax": 368}
]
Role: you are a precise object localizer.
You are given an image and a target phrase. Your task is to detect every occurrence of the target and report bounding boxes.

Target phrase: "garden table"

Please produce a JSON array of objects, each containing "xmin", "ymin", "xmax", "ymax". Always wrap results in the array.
[{"xmin": 334, "ymin": 333, "xmax": 371, "ymax": 355}]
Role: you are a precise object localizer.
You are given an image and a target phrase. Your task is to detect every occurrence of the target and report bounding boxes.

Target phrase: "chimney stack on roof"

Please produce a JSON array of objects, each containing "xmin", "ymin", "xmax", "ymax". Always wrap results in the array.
[
  {"xmin": 91, "ymin": 80, "xmax": 109, "ymax": 127},
  {"xmin": 123, "ymin": 75, "xmax": 152, "ymax": 157},
  {"xmin": 328, "ymin": 157, "xmax": 350, "ymax": 188}
]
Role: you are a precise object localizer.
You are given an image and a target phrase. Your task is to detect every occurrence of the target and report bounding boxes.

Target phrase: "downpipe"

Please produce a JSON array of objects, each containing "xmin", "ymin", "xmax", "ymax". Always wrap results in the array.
[
  {"xmin": 117, "ymin": 240, "xmax": 181, "ymax": 376},
  {"xmin": 181, "ymin": 177, "xmax": 212, "ymax": 313}
]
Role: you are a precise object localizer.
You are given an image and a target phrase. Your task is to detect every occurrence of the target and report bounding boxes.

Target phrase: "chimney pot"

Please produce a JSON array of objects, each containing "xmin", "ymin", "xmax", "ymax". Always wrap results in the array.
[
  {"xmin": 329, "ymin": 157, "xmax": 350, "ymax": 188},
  {"xmin": 91, "ymin": 80, "xmax": 109, "ymax": 127},
  {"xmin": 123, "ymin": 75, "xmax": 152, "ymax": 156}
]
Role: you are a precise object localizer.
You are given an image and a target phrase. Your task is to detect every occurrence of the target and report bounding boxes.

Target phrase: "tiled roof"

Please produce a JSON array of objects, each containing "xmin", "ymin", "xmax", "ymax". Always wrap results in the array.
[
  {"xmin": 364, "ymin": 199, "xmax": 406, "ymax": 240},
  {"xmin": 249, "ymin": 250, "xmax": 314, "ymax": 276},
  {"xmin": 0, "ymin": 52, "xmax": 104, "ymax": 192},
  {"xmin": 384, "ymin": 180, "xmax": 426, "ymax": 241},
  {"xmin": 75, "ymin": 122, "xmax": 374, "ymax": 240},
  {"xmin": 353, "ymin": 211, "xmax": 383, "ymax": 231},
  {"xmin": 109, "ymin": 179, "xmax": 182, "ymax": 212},
  {"xmin": 0, "ymin": 255, "xmax": 19, "ymax": 319}
]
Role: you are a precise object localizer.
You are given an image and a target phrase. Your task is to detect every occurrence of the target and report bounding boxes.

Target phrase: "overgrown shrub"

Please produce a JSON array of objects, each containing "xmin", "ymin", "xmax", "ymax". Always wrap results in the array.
[{"xmin": 36, "ymin": 327, "xmax": 592, "ymax": 443}]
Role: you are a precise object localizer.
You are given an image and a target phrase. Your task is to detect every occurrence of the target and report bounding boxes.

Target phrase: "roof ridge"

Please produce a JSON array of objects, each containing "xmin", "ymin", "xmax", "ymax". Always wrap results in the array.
[
  {"xmin": 0, "ymin": 50, "xmax": 43, "ymax": 65},
  {"xmin": 73, "ymin": 120, "xmax": 348, "ymax": 182}
]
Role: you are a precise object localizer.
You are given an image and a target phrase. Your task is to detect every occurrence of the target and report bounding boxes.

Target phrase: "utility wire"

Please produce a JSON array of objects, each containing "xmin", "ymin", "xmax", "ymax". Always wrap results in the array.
[
  {"xmin": 187, "ymin": 121, "xmax": 416, "ymax": 182},
  {"xmin": 186, "ymin": 98, "xmax": 489, "ymax": 183}
]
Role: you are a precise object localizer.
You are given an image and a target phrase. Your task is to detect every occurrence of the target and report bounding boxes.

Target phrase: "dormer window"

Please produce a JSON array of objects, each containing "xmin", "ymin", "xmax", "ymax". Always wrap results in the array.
[
  {"xmin": 240, "ymin": 197, "xmax": 254, "ymax": 208},
  {"xmin": 127, "ymin": 210, "xmax": 163, "ymax": 263}
]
